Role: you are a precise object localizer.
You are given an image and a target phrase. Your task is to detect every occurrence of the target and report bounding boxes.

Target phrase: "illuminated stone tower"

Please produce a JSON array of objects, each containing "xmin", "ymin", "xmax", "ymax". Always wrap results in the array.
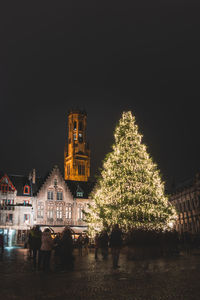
[{"xmin": 64, "ymin": 110, "xmax": 90, "ymax": 181}]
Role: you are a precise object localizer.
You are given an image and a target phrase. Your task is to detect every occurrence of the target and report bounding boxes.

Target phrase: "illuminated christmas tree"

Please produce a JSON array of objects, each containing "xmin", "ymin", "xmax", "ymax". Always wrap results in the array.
[{"xmin": 86, "ymin": 111, "xmax": 177, "ymax": 234}]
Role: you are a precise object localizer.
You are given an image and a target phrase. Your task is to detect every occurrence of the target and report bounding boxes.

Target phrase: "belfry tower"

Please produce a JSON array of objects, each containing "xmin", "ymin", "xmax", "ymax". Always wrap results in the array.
[{"xmin": 64, "ymin": 110, "xmax": 90, "ymax": 181}]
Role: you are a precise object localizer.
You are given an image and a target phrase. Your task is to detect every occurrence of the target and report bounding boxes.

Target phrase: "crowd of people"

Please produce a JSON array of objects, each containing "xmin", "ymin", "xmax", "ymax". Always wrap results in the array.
[
  {"xmin": 27, "ymin": 224, "xmax": 123, "ymax": 272},
  {"xmin": 28, "ymin": 226, "xmax": 75, "ymax": 272}
]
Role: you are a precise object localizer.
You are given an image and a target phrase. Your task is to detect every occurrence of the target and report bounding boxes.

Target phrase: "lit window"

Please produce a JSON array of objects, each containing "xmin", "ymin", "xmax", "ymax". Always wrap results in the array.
[
  {"xmin": 66, "ymin": 204, "xmax": 72, "ymax": 219},
  {"xmin": 78, "ymin": 205, "xmax": 83, "ymax": 220},
  {"xmin": 47, "ymin": 207, "xmax": 53, "ymax": 219},
  {"xmin": 56, "ymin": 206, "xmax": 62, "ymax": 219},
  {"xmin": 38, "ymin": 202, "xmax": 44, "ymax": 218}
]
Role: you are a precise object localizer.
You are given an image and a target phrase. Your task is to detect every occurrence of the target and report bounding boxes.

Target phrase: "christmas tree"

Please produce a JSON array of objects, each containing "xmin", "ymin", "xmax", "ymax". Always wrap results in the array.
[{"xmin": 86, "ymin": 111, "xmax": 177, "ymax": 234}]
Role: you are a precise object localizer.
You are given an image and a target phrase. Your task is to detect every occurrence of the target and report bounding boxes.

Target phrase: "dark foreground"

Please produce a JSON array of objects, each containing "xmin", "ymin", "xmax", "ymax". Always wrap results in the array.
[{"xmin": 0, "ymin": 247, "xmax": 200, "ymax": 300}]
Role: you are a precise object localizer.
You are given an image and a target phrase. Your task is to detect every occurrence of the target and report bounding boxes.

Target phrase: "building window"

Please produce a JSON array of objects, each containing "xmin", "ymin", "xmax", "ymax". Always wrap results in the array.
[
  {"xmin": 23, "ymin": 200, "xmax": 29, "ymax": 206},
  {"xmin": 47, "ymin": 207, "xmax": 53, "ymax": 219},
  {"xmin": 24, "ymin": 185, "xmax": 30, "ymax": 195},
  {"xmin": 77, "ymin": 191, "xmax": 84, "ymax": 198},
  {"xmin": 47, "ymin": 191, "xmax": 53, "ymax": 200},
  {"xmin": 38, "ymin": 202, "xmax": 44, "ymax": 218},
  {"xmin": 78, "ymin": 205, "xmax": 83, "ymax": 220},
  {"xmin": 56, "ymin": 206, "xmax": 62, "ymax": 219},
  {"xmin": 6, "ymin": 214, "xmax": 13, "ymax": 222},
  {"xmin": 0, "ymin": 183, "xmax": 9, "ymax": 193},
  {"xmin": 7, "ymin": 199, "xmax": 13, "ymax": 205},
  {"xmin": 74, "ymin": 121, "xmax": 77, "ymax": 130},
  {"xmin": 24, "ymin": 214, "xmax": 30, "ymax": 222},
  {"xmin": 57, "ymin": 192, "xmax": 63, "ymax": 201},
  {"xmin": 66, "ymin": 204, "xmax": 72, "ymax": 219},
  {"xmin": 74, "ymin": 133, "xmax": 77, "ymax": 140},
  {"xmin": 78, "ymin": 164, "xmax": 85, "ymax": 175}
]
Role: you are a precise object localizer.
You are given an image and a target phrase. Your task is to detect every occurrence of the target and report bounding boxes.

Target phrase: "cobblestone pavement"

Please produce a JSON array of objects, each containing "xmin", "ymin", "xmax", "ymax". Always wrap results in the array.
[{"xmin": 0, "ymin": 246, "xmax": 200, "ymax": 300}]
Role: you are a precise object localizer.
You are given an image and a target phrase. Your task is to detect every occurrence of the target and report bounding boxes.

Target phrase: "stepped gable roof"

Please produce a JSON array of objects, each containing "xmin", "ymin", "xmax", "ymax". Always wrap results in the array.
[
  {"xmin": 32, "ymin": 176, "xmax": 46, "ymax": 196},
  {"xmin": 65, "ymin": 180, "xmax": 95, "ymax": 199}
]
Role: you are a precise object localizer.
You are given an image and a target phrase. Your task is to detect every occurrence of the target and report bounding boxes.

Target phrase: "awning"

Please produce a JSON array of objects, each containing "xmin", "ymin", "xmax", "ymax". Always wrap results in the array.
[{"xmin": 70, "ymin": 226, "xmax": 88, "ymax": 234}]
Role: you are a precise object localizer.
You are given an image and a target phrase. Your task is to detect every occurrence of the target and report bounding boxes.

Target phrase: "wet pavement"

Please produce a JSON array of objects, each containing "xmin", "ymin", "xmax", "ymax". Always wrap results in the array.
[{"xmin": 0, "ymin": 247, "xmax": 200, "ymax": 300}]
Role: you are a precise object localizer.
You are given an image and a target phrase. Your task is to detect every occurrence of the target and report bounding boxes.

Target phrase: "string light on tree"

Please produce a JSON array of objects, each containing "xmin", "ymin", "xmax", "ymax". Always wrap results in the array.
[{"xmin": 85, "ymin": 111, "xmax": 177, "ymax": 234}]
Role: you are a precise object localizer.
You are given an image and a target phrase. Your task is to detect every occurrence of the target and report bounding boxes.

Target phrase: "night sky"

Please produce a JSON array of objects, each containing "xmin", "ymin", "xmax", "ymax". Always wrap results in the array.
[{"xmin": 1, "ymin": 1, "xmax": 200, "ymax": 187}]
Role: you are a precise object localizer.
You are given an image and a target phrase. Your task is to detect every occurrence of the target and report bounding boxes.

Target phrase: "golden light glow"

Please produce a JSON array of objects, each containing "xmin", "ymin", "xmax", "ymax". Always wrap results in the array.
[{"xmin": 86, "ymin": 111, "xmax": 178, "ymax": 234}]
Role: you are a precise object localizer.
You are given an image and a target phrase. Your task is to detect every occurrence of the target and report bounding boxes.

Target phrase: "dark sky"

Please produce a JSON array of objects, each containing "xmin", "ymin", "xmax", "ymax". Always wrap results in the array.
[{"xmin": 1, "ymin": 1, "xmax": 200, "ymax": 187}]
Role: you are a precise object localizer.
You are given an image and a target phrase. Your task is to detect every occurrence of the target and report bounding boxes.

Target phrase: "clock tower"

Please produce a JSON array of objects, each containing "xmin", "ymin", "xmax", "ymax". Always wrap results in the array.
[{"xmin": 64, "ymin": 110, "xmax": 90, "ymax": 181}]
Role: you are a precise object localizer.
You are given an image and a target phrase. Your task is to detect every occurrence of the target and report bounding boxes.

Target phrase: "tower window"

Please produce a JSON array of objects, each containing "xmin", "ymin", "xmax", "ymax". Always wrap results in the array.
[
  {"xmin": 74, "ymin": 121, "xmax": 77, "ymax": 130},
  {"xmin": 79, "ymin": 121, "xmax": 83, "ymax": 131},
  {"xmin": 74, "ymin": 133, "xmax": 77, "ymax": 140},
  {"xmin": 67, "ymin": 165, "xmax": 70, "ymax": 175},
  {"xmin": 78, "ymin": 164, "xmax": 85, "ymax": 175},
  {"xmin": 78, "ymin": 133, "xmax": 83, "ymax": 143}
]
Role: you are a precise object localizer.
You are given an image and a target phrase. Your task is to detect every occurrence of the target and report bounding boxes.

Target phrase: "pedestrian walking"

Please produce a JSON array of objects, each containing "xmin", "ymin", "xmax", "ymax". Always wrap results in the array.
[
  {"xmin": 60, "ymin": 227, "xmax": 74, "ymax": 271},
  {"xmin": 54, "ymin": 232, "xmax": 62, "ymax": 270},
  {"xmin": 27, "ymin": 229, "xmax": 33, "ymax": 258},
  {"xmin": 28, "ymin": 225, "xmax": 42, "ymax": 270},
  {"xmin": 94, "ymin": 233, "xmax": 100, "ymax": 260},
  {"xmin": 40, "ymin": 228, "xmax": 53, "ymax": 272},
  {"xmin": 99, "ymin": 230, "xmax": 109, "ymax": 259},
  {"xmin": 77, "ymin": 233, "xmax": 84, "ymax": 256},
  {"xmin": 110, "ymin": 224, "xmax": 123, "ymax": 269},
  {"xmin": 84, "ymin": 234, "xmax": 89, "ymax": 255},
  {"xmin": 0, "ymin": 233, "xmax": 4, "ymax": 253}
]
